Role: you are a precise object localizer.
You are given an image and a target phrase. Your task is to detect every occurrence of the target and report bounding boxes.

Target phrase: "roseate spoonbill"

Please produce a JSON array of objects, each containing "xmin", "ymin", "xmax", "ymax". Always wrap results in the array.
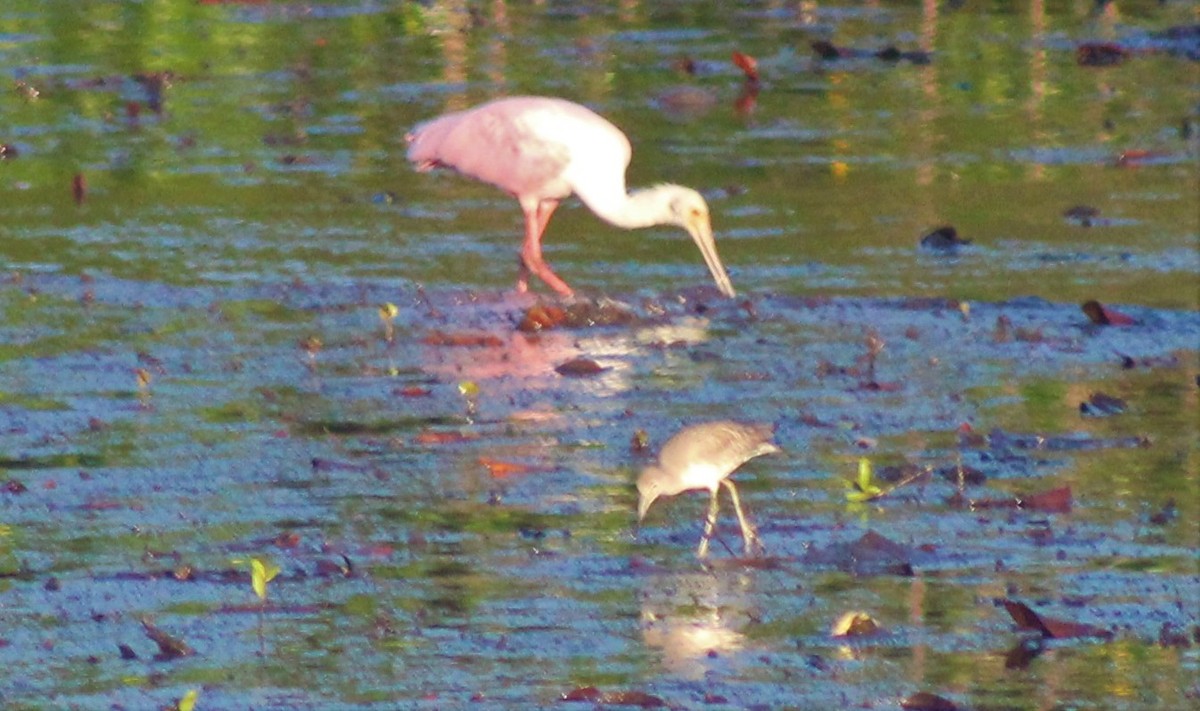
[
  {"xmin": 637, "ymin": 420, "xmax": 779, "ymax": 558},
  {"xmin": 406, "ymin": 96, "xmax": 736, "ymax": 298}
]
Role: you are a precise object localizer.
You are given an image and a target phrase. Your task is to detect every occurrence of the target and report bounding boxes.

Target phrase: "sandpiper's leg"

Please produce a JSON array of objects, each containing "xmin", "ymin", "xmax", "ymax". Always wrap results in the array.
[
  {"xmin": 722, "ymin": 480, "xmax": 761, "ymax": 555},
  {"xmin": 697, "ymin": 489, "xmax": 721, "ymax": 558}
]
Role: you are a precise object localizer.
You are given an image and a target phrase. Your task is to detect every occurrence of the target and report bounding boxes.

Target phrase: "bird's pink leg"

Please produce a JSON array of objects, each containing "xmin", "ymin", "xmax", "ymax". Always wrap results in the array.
[{"xmin": 516, "ymin": 199, "xmax": 573, "ymax": 297}]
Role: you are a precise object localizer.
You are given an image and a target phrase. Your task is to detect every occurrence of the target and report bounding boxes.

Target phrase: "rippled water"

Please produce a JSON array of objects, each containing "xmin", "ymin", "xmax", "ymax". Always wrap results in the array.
[{"xmin": 1, "ymin": 1, "xmax": 1197, "ymax": 709}]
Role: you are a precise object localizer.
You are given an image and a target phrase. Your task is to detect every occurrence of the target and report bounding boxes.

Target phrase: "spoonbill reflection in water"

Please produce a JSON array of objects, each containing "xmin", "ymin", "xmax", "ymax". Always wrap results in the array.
[{"xmin": 406, "ymin": 96, "xmax": 736, "ymax": 298}]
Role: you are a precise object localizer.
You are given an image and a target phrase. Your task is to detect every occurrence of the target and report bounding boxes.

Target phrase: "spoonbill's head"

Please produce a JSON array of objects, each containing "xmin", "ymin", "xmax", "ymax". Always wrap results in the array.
[{"xmin": 653, "ymin": 186, "xmax": 736, "ymax": 299}]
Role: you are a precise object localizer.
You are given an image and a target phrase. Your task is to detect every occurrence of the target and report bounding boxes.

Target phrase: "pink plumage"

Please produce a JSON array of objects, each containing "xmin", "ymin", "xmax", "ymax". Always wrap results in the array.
[{"xmin": 406, "ymin": 96, "xmax": 735, "ymax": 298}]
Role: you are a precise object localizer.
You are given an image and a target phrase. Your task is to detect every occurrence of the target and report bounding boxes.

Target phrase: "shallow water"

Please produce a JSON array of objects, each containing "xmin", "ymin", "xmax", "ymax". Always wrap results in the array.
[{"xmin": 1, "ymin": 1, "xmax": 1198, "ymax": 709}]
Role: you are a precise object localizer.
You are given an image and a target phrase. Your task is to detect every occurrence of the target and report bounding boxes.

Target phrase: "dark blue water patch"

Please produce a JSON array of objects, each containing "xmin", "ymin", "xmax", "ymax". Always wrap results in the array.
[
  {"xmin": 996, "ymin": 242, "xmax": 1199, "ymax": 275},
  {"xmin": 609, "ymin": 29, "xmax": 712, "ymax": 44},
  {"xmin": 1005, "ymin": 145, "xmax": 1116, "ymax": 165},
  {"xmin": 0, "ymin": 33, "xmax": 40, "ymax": 46},
  {"xmin": 214, "ymin": 0, "xmax": 395, "ymax": 24}
]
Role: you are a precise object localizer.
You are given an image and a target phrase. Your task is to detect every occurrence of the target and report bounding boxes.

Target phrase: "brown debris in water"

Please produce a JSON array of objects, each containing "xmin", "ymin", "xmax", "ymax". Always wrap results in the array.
[
  {"xmin": 140, "ymin": 616, "xmax": 195, "ymax": 660},
  {"xmin": 555, "ymin": 357, "xmax": 607, "ymax": 378},
  {"xmin": 831, "ymin": 611, "xmax": 882, "ymax": 637},
  {"xmin": 520, "ymin": 299, "xmax": 639, "ymax": 332},
  {"xmin": 1076, "ymin": 42, "xmax": 1129, "ymax": 66},
  {"xmin": 1082, "ymin": 300, "xmax": 1135, "ymax": 326},
  {"xmin": 901, "ymin": 691, "xmax": 959, "ymax": 711},
  {"xmin": 560, "ymin": 685, "xmax": 664, "ymax": 707},
  {"xmin": 1000, "ymin": 598, "xmax": 1113, "ymax": 640}
]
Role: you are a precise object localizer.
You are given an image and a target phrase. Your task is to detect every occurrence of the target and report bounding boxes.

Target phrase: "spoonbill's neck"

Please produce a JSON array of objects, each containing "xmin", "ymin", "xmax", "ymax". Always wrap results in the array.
[{"xmin": 577, "ymin": 184, "xmax": 675, "ymax": 231}]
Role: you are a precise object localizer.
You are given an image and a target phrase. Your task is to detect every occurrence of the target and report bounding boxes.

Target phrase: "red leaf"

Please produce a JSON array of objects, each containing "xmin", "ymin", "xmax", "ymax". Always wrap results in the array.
[
  {"xmin": 1022, "ymin": 485, "xmax": 1072, "ymax": 513},
  {"xmin": 561, "ymin": 686, "xmax": 604, "ymax": 702},
  {"xmin": 478, "ymin": 457, "xmax": 536, "ymax": 478},
  {"xmin": 731, "ymin": 51, "xmax": 759, "ymax": 81},
  {"xmin": 415, "ymin": 430, "xmax": 474, "ymax": 445}
]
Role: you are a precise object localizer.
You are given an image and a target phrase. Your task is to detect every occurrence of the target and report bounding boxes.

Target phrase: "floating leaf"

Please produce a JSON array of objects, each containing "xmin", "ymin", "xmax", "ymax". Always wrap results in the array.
[
  {"xmin": 555, "ymin": 357, "xmax": 607, "ymax": 378},
  {"xmin": 251, "ymin": 557, "xmax": 280, "ymax": 601},
  {"xmin": 1000, "ymin": 598, "xmax": 1112, "ymax": 640},
  {"xmin": 845, "ymin": 458, "xmax": 884, "ymax": 502},
  {"xmin": 457, "ymin": 381, "xmax": 479, "ymax": 398},
  {"xmin": 1081, "ymin": 300, "xmax": 1135, "ymax": 326},
  {"xmin": 731, "ymin": 51, "xmax": 759, "ymax": 81},
  {"xmin": 901, "ymin": 691, "xmax": 959, "ymax": 711},
  {"xmin": 177, "ymin": 689, "xmax": 200, "ymax": 711},
  {"xmin": 831, "ymin": 611, "xmax": 881, "ymax": 637},
  {"xmin": 140, "ymin": 616, "xmax": 194, "ymax": 660}
]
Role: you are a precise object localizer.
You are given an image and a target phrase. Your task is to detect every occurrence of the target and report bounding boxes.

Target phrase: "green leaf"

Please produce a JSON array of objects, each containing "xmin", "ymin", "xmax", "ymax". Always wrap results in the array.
[
  {"xmin": 250, "ymin": 558, "xmax": 280, "ymax": 601},
  {"xmin": 177, "ymin": 689, "xmax": 200, "ymax": 711},
  {"xmin": 857, "ymin": 458, "xmax": 873, "ymax": 491},
  {"xmin": 458, "ymin": 381, "xmax": 479, "ymax": 398}
]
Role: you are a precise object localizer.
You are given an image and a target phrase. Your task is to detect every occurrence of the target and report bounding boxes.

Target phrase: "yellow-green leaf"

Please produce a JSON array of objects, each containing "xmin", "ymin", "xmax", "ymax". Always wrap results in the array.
[
  {"xmin": 857, "ymin": 458, "xmax": 873, "ymax": 490},
  {"xmin": 250, "ymin": 558, "xmax": 280, "ymax": 601},
  {"xmin": 177, "ymin": 689, "xmax": 200, "ymax": 711},
  {"xmin": 458, "ymin": 381, "xmax": 479, "ymax": 397}
]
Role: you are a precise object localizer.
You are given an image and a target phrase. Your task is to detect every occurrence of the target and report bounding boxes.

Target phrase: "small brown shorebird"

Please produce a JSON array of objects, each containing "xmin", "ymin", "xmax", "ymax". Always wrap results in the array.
[{"xmin": 637, "ymin": 420, "xmax": 780, "ymax": 558}]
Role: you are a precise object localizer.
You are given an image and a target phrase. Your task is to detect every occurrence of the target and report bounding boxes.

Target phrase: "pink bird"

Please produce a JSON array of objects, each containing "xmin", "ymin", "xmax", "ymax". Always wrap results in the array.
[{"xmin": 406, "ymin": 96, "xmax": 736, "ymax": 298}]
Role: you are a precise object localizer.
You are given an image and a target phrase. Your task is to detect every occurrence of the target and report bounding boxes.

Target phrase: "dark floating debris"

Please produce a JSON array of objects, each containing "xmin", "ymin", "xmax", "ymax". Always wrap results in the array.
[
  {"xmin": 811, "ymin": 40, "xmax": 931, "ymax": 64},
  {"xmin": 936, "ymin": 463, "xmax": 987, "ymax": 486},
  {"xmin": 1076, "ymin": 42, "xmax": 1129, "ymax": 66},
  {"xmin": 1063, "ymin": 204, "xmax": 1100, "ymax": 227},
  {"xmin": 1079, "ymin": 392, "xmax": 1127, "ymax": 417},
  {"xmin": 1147, "ymin": 498, "xmax": 1178, "ymax": 526},
  {"xmin": 1003, "ymin": 636, "xmax": 1047, "ymax": 670},
  {"xmin": 901, "ymin": 691, "xmax": 960, "ymax": 711},
  {"xmin": 673, "ymin": 55, "xmax": 697, "ymax": 76},
  {"xmin": 518, "ymin": 299, "xmax": 638, "ymax": 332},
  {"xmin": 950, "ymin": 485, "xmax": 1072, "ymax": 513},
  {"xmin": 1081, "ymin": 299, "xmax": 1136, "ymax": 326},
  {"xmin": 919, "ymin": 225, "xmax": 971, "ymax": 252},
  {"xmin": 831, "ymin": 611, "xmax": 882, "ymax": 638},
  {"xmin": 875, "ymin": 463, "xmax": 930, "ymax": 485},
  {"xmin": 555, "ymin": 356, "xmax": 607, "ymax": 378},
  {"xmin": 72, "ymin": 172, "xmax": 87, "ymax": 205},
  {"xmin": 804, "ymin": 530, "xmax": 915, "ymax": 576},
  {"xmin": 561, "ymin": 686, "xmax": 664, "ymax": 707},
  {"xmin": 140, "ymin": 616, "xmax": 195, "ymax": 660},
  {"xmin": 1000, "ymin": 598, "xmax": 1113, "ymax": 640}
]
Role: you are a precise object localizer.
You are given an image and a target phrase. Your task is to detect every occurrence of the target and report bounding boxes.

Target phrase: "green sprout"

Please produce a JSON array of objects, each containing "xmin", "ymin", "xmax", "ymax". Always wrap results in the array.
[
  {"xmin": 458, "ymin": 380, "xmax": 479, "ymax": 419},
  {"xmin": 378, "ymin": 302, "xmax": 399, "ymax": 343},
  {"xmin": 176, "ymin": 689, "xmax": 199, "ymax": 711},
  {"xmin": 251, "ymin": 557, "xmax": 280, "ymax": 601},
  {"xmin": 844, "ymin": 458, "xmax": 884, "ymax": 503}
]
